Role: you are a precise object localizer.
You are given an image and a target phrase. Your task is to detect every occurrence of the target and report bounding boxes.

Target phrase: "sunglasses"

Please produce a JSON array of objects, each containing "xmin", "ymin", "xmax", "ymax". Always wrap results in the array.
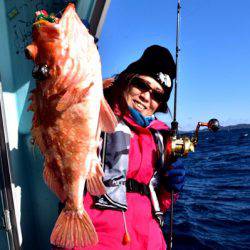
[{"xmin": 129, "ymin": 78, "xmax": 165, "ymax": 103}]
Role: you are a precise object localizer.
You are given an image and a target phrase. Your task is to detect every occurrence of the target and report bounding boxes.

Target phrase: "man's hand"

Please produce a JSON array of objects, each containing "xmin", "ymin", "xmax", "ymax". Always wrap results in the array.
[{"xmin": 162, "ymin": 158, "xmax": 185, "ymax": 193}]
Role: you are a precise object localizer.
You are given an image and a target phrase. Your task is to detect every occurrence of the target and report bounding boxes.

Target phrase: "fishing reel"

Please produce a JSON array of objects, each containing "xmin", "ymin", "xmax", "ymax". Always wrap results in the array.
[{"xmin": 169, "ymin": 118, "xmax": 220, "ymax": 157}]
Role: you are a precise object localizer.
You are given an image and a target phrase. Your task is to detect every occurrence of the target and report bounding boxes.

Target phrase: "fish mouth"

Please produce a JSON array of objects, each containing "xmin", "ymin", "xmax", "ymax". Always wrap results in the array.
[{"xmin": 32, "ymin": 64, "xmax": 50, "ymax": 81}]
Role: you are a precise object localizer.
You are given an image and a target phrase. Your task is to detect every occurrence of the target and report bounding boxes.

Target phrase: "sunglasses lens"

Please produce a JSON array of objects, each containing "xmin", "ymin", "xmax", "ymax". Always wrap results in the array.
[
  {"xmin": 152, "ymin": 92, "xmax": 164, "ymax": 102},
  {"xmin": 131, "ymin": 79, "xmax": 149, "ymax": 91},
  {"xmin": 130, "ymin": 78, "xmax": 164, "ymax": 102}
]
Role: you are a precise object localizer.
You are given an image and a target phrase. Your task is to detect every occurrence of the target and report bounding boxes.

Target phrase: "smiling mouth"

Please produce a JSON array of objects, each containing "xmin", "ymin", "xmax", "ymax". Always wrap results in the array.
[{"xmin": 133, "ymin": 100, "xmax": 146, "ymax": 111}]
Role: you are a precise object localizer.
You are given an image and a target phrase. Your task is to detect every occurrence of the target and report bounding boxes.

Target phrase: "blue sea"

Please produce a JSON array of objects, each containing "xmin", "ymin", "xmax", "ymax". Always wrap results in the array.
[{"xmin": 164, "ymin": 128, "xmax": 250, "ymax": 250}]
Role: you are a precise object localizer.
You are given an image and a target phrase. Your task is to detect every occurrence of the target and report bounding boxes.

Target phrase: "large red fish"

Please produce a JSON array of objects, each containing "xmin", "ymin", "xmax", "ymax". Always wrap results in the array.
[{"xmin": 26, "ymin": 4, "xmax": 117, "ymax": 248}]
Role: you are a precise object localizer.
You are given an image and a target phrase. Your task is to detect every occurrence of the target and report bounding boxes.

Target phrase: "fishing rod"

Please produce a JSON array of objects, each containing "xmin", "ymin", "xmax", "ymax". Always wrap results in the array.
[
  {"xmin": 167, "ymin": 1, "xmax": 220, "ymax": 249},
  {"xmin": 167, "ymin": 1, "xmax": 181, "ymax": 249}
]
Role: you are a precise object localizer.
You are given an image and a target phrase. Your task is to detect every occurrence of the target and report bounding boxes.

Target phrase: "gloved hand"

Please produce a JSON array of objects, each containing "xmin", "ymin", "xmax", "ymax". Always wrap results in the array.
[{"xmin": 162, "ymin": 158, "xmax": 185, "ymax": 193}]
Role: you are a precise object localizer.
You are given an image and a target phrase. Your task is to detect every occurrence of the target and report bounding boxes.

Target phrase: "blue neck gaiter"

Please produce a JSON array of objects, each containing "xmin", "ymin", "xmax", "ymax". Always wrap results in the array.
[{"xmin": 128, "ymin": 107, "xmax": 155, "ymax": 127}]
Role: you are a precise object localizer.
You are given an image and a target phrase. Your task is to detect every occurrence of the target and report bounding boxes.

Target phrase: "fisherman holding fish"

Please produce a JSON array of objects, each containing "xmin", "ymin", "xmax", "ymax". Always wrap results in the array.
[
  {"xmin": 52, "ymin": 44, "xmax": 185, "ymax": 250},
  {"xmin": 26, "ymin": 4, "xmax": 185, "ymax": 249}
]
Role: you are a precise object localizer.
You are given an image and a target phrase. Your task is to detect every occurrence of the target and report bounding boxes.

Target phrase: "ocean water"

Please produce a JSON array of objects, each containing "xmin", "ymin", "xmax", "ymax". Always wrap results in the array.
[{"xmin": 164, "ymin": 128, "xmax": 250, "ymax": 250}]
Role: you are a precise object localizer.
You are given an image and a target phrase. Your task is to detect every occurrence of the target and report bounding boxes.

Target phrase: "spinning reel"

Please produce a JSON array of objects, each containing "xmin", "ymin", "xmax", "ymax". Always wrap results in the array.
[{"xmin": 170, "ymin": 118, "xmax": 220, "ymax": 157}]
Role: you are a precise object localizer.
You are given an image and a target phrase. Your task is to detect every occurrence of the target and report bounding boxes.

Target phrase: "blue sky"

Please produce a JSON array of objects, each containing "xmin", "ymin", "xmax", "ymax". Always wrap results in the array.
[{"xmin": 97, "ymin": 0, "xmax": 250, "ymax": 131}]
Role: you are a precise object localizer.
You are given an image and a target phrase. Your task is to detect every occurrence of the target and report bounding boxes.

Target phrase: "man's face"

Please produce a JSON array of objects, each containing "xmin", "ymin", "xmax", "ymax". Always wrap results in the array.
[{"xmin": 124, "ymin": 75, "xmax": 165, "ymax": 116}]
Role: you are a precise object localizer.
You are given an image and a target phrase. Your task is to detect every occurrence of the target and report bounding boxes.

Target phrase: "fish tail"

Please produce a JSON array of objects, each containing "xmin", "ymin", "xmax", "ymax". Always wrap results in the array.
[
  {"xmin": 87, "ymin": 160, "xmax": 106, "ymax": 196},
  {"xmin": 50, "ymin": 209, "xmax": 98, "ymax": 248}
]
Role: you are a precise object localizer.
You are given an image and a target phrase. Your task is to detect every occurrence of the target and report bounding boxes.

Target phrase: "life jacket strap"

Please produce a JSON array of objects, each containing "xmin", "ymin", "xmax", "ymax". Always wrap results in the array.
[{"xmin": 126, "ymin": 179, "xmax": 150, "ymax": 197}]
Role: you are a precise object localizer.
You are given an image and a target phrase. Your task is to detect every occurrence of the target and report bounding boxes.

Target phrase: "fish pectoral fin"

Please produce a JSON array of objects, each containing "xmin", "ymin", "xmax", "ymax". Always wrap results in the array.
[
  {"xmin": 87, "ymin": 159, "xmax": 106, "ymax": 196},
  {"xmin": 103, "ymin": 77, "xmax": 115, "ymax": 89},
  {"xmin": 50, "ymin": 208, "xmax": 98, "ymax": 248},
  {"xmin": 56, "ymin": 82, "xmax": 94, "ymax": 112},
  {"xmin": 99, "ymin": 97, "xmax": 118, "ymax": 133},
  {"xmin": 43, "ymin": 162, "xmax": 66, "ymax": 202}
]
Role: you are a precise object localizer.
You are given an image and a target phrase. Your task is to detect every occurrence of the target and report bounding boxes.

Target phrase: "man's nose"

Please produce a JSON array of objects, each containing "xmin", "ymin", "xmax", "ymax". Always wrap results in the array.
[{"xmin": 139, "ymin": 90, "xmax": 151, "ymax": 102}]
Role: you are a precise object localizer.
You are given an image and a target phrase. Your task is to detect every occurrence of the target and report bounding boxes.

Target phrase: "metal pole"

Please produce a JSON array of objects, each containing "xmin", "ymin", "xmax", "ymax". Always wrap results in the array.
[{"xmin": 0, "ymin": 82, "xmax": 20, "ymax": 250}]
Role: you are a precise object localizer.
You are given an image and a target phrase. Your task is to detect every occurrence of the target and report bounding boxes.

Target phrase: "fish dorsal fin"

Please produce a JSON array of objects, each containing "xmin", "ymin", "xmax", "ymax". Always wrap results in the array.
[{"xmin": 99, "ymin": 97, "xmax": 118, "ymax": 133}]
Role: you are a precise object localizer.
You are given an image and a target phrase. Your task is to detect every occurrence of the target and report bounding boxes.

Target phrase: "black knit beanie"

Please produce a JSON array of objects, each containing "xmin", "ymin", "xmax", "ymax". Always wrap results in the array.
[{"xmin": 122, "ymin": 45, "xmax": 176, "ymax": 102}]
